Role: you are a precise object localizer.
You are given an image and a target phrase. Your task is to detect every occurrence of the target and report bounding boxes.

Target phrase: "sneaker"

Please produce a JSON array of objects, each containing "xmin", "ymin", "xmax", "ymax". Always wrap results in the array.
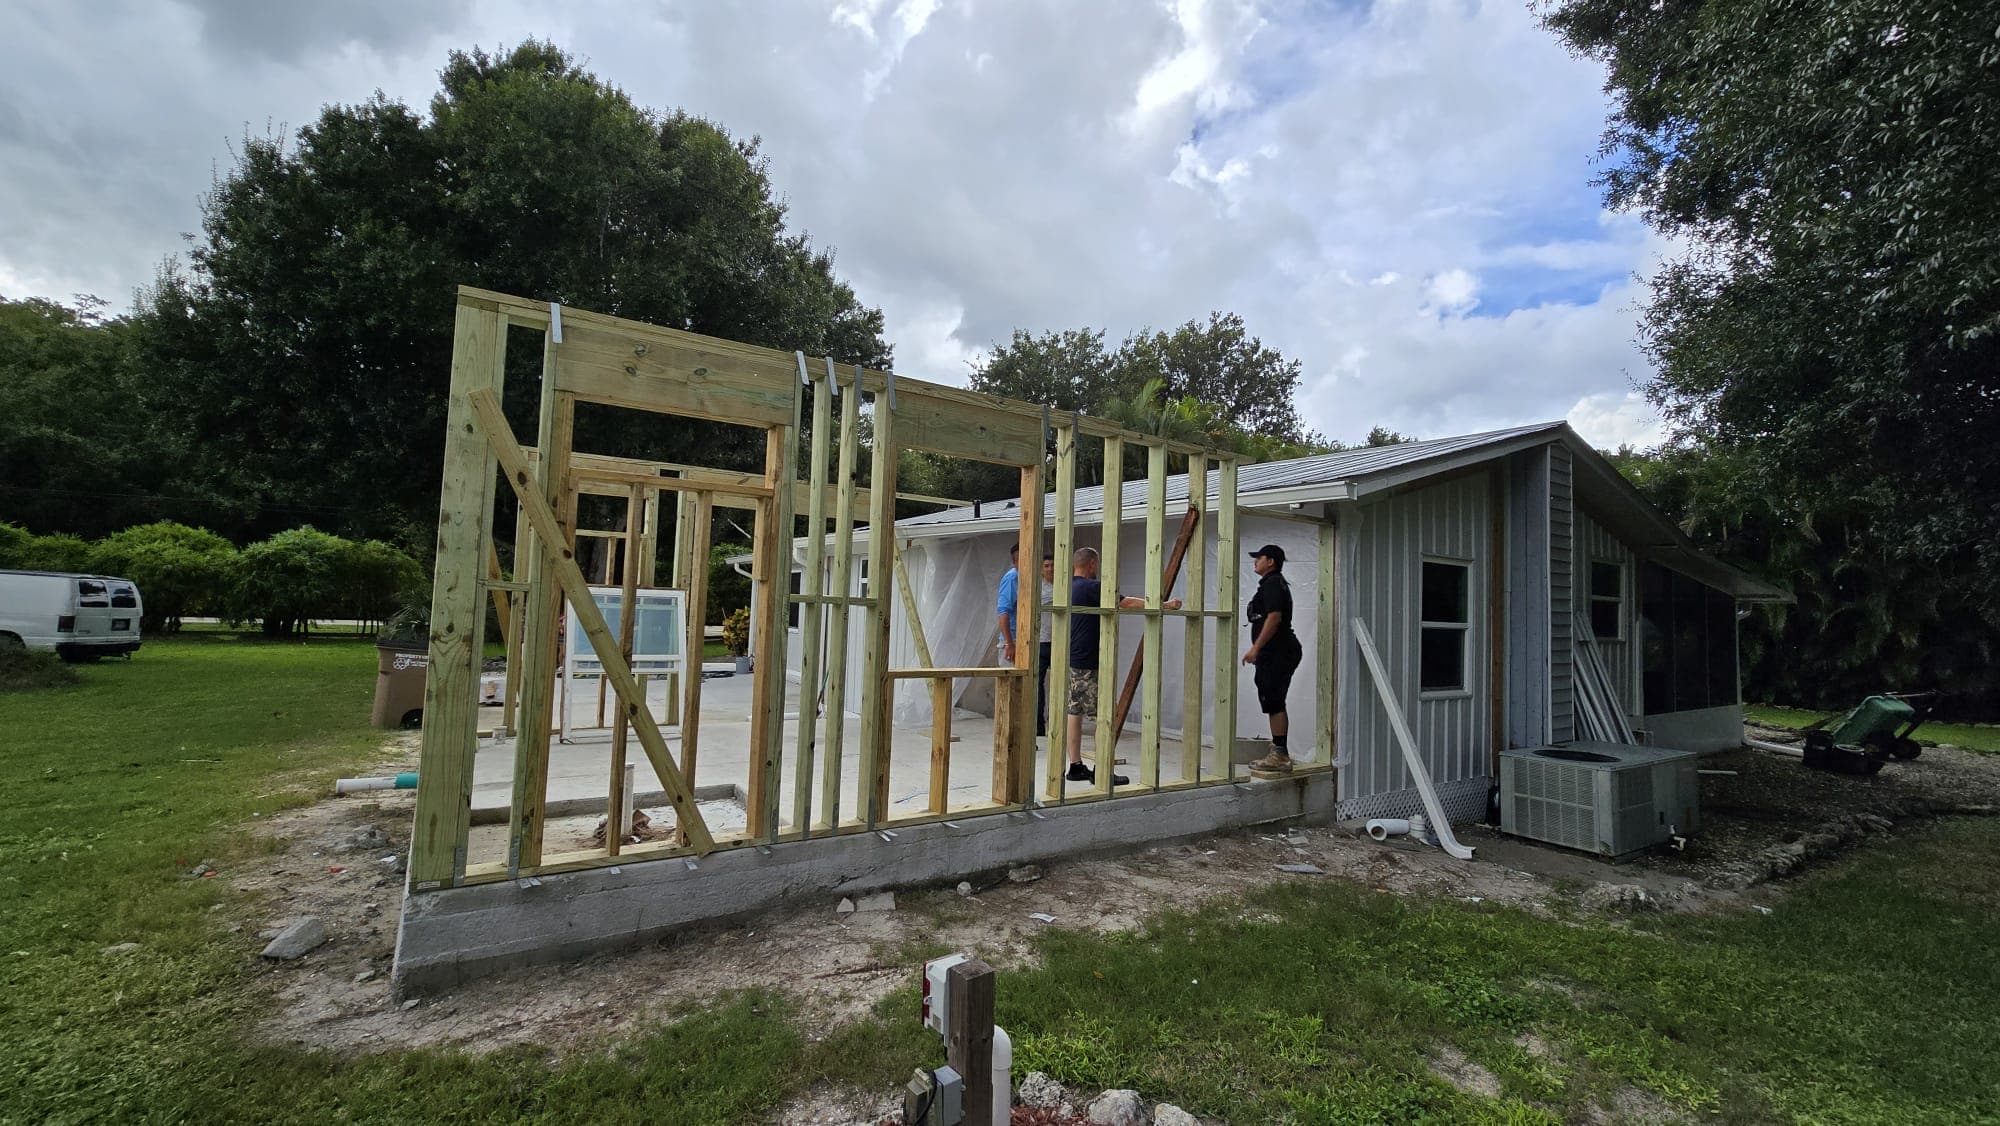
[
  {"xmin": 1248, "ymin": 751, "xmax": 1294, "ymax": 775},
  {"xmin": 1064, "ymin": 762, "xmax": 1129, "ymax": 786}
]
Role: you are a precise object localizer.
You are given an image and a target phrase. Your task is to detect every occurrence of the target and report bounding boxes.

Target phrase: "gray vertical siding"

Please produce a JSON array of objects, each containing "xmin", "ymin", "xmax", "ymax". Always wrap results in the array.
[
  {"xmin": 1338, "ymin": 472, "xmax": 1490, "ymax": 809},
  {"xmin": 1574, "ymin": 509, "xmax": 1637, "ymax": 713},
  {"xmin": 1505, "ymin": 447, "xmax": 1551, "ymax": 748},
  {"xmin": 1548, "ymin": 444, "xmax": 1575, "ymax": 743}
]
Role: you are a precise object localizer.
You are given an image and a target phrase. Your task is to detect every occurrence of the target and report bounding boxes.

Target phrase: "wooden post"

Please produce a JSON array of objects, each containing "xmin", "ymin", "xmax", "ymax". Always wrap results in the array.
[
  {"xmin": 664, "ymin": 489, "xmax": 693, "ymax": 727},
  {"xmin": 1316, "ymin": 517, "xmax": 1337, "ymax": 767},
  {"xmin": 946, "ymin": 958, "xmax": 998, "ymax": 1126},
  {"xmin": 680, "ymin": 492, "xmax": 713, "ymax": 833},
  {"xmin": 818, "ymin": 366, "xmax": 863, "ymax": 833},
  {"xmin": 639, "ymin": 490, "xmax": 661, "ymax": 586},
  {"xmin": 506, "ymin": 323, "xmax": 573, "ymax": 875},
  {"xmin": 858, "ymin": 383, "xmax": 898, "ymax": 825},
  {"xmin": 1139, "ymin": 442, "xmax": 1168, "ymax": 788},
  {"xmin": 1180, "ymin": 453, "xmax": 1207, "ymax": 783},
  {"xmin": 749, "ymin": 403, "xmax": 799, "ymax": 841},
  {"xmin": 409, "ymin": 301, "xmax": 504, "ymax": 889},
  {"xmin": 1093, "ymin": 435, "xmax": 1122, "ymax": 796},
  {"xmin": 468, "ymin": 389, "xmax": 716, "ymax": 853},
  {"xmin": 1110, "ymin": 507, "xmax": 1198, "ymax": 744},
  {"xmin": 504, "ymin": 503, "xmax": 531, "ymax": 735},
  {"xmin": 606, "ymin": 483, "xmax": 643, "ymax": 855},
  {"xmin": 1213, "ymin": 459, "xmax": 1239, "ymax": 780},
  {"xmin": 1045, "ymin": 422, "xmax": 1077, "ymax": 801},
  {"xmin": 994, "ymin": 462, "xmax": 1042, "ymax": 805},
  {"xmin": 793, "ymin": 358, "xmax": 833, "ymax": 834}
]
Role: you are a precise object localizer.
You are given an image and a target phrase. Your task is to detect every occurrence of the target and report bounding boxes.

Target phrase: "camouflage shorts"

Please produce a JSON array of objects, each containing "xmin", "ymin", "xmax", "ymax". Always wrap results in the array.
[{"xmin": 1065, "ymin": 669, "xmax": 1099, "ymax": 716}]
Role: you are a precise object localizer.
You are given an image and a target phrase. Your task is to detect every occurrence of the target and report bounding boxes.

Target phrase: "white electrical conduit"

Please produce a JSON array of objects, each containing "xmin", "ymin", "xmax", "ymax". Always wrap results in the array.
[{"xmin": 1352, "ymin": 618, "xmax": 1475, "ymax": 860}]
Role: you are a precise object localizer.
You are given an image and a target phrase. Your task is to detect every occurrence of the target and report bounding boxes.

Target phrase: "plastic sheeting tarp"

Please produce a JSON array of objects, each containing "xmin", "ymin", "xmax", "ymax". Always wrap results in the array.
[{"xmin": 784, "ymin": 513, "xmax": 1324, "ymax": 745}]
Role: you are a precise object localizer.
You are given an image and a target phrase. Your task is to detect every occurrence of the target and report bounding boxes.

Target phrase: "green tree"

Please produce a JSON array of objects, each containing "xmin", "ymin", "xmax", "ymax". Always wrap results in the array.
[
  {"xmin": 1611, "ymin": 444, "xmax": 2000, "ymax": 718},
  {"xmin": 1541, "ymin": 0, "xmax": 2000, "ymax": 601},
  {"xmin": 138, "ymin": 40, "xmax": 890, "ymax": 551},
  {"xmin": 85, "ymin": 522, "xmax": 241, "ymax": 632},
  {"xmin": 1112, "ymin": 312, "xmax": 1311, "ymax": 445},
  {"xmin": 0, "ymin": 297, "xmax": 214, "ymax": 537},
  {"xmin": 233, "ymin": 527, "xmax": 352, "ymax": 637}
]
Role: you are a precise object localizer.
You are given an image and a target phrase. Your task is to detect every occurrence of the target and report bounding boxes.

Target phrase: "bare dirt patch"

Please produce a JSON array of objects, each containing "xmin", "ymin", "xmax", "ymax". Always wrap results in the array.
[{"xmin": 235, "ymin": 739, "xmax": 2000, "ymax": 1061}]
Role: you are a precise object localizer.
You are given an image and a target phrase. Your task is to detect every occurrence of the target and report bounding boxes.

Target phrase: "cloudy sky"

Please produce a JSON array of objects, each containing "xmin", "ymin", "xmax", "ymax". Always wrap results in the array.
[{"xmin": 0, "ymin": 0, "xmax": 1670, "ymax": 448}]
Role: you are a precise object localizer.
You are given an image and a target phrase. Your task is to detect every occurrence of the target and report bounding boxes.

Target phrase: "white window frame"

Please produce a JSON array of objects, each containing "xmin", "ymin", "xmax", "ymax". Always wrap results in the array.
[{"xmin": 1418, "ymin": 556, "xmax": 1473, "ymax": 699}]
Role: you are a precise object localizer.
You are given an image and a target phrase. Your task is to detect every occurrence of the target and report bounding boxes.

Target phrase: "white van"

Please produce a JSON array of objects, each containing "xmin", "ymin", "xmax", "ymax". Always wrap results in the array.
[{"xmin": 0, "ymin": 570, "xmax": 144, "ymax": 660}]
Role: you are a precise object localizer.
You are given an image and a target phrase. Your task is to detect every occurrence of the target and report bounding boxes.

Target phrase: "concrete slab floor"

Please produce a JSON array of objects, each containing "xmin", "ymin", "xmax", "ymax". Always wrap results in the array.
[{"xmin": 466, "ymin": 669, "xmax": 1219, "ymax": 867}]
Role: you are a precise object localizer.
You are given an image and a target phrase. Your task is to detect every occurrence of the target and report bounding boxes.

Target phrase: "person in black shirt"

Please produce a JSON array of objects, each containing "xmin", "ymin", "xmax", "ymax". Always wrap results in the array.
[
  {"xmin": 1242, "ymin": 543, "xmax": 1302, "ymax": 775},
  {"xmin": 1063, "ymin": 545, "xmax": 1180, "ymax": 786}
]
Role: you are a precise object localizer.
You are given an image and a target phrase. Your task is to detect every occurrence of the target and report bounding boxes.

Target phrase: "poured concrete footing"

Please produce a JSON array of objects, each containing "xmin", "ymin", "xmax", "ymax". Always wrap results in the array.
[{"xmin": 393, "ymin": 771, "xmax": 1334, "ymax": 995}]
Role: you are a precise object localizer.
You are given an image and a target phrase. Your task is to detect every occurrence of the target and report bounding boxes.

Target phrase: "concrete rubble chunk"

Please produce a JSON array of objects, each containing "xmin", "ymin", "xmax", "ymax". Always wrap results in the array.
[
  {"xmin": 1274, "ymin": 863, "xmax": 1325, "ymax": 874},
  {"xmin": 835, "ymin": 897, "xmax": 856, "ymax": 916},
  {"xmin": 100, "ymin": 942, "xmax": 141, "ymax": 955},
  {"xmin": 853, "ymin": 891, "xmax": 896, "ymax": 912},
  {"xmin": 1085, "ymin": 1088, "xmax": 1148, "ymax": 1125},
  {"xmin": 1007, "ymin": 863, "xmax": 1044, "ymax": 884},
  {"xmin": 1153, "ymin": 1103, "xmax": 1201, "ymax": 1126},
  {"xmin": 1017, "ymin": 1072, "xmax": 1069, "ymax": 1110},
  {"xmin": 956, "ymin": 881, "xmax": 973, "ymax": 897},
  {"xmin": 260, "ymin": 917, "xmax": 329, "ymax": 960}
]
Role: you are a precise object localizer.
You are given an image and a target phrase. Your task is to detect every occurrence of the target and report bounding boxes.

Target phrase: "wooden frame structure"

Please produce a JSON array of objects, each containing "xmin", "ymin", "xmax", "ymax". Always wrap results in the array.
[{"xmin": 409, "ymin": 288, "xmax": 1268, "ymax": 891}]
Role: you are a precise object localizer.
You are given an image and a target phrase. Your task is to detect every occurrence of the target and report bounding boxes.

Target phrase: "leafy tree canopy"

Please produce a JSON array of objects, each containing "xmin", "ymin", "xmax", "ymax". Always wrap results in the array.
[
  {"xmin": 138, "ymin": 39, "xmax": 890, "ymax": 549},
  {"xmin": 1541, "ymin": 0, "xmax": 2000, "ymax": 597}
]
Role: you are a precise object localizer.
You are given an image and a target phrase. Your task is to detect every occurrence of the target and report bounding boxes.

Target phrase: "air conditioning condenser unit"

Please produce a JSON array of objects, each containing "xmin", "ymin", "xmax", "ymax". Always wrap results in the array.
[{"xmin": 1499, "ymin": 742, "xmax": 1699, "ymax": 859}]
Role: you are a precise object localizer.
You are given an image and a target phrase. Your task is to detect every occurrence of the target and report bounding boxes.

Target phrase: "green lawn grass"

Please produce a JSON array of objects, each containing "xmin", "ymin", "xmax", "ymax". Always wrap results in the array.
[
  {"xmin": 4, "ymin": 639, "xmax": 1997, "ymax": 1122},
  {"xmin": 1746, "ymin": 703, "xmax": 2000, "ymax": 753}
]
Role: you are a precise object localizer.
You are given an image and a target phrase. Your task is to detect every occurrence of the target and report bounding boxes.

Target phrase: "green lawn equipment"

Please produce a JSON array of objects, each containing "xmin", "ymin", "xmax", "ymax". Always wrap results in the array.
[{"xmin": 1801, "ymin": 692, "xmax": 1935, "ymax": 775}]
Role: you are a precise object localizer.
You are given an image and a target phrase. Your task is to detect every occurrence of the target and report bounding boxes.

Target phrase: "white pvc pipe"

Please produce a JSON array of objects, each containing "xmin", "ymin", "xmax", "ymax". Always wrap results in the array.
[
  {"xmin": 991, "ymin": 1025, "xmax": 1013, "ymax": 1124},
  {"xmin": 1353, "ymin": 618, "xmax": 1475, "ymax": 860},
  {"xmin": 1366, "ymin": 818, "xmax": 1411, "ymax": 841},
  {"xmin": 1745, "ymin": 737, "xmax": 1804, "ymax": 759}
]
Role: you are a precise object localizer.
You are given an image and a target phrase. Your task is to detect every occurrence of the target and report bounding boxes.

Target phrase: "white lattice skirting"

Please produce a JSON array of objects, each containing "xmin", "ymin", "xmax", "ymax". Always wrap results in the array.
[{"xmin": 1338, "ymin": 774, "xmax": 1492, "ymax": 825}]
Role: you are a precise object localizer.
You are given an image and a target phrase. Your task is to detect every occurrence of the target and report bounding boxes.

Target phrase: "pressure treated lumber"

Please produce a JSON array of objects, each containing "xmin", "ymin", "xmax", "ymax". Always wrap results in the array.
[
  {"xmin": 1093, "ymin": 436, "xmax": 1122, "ymax": 797},
  {"xmin": 467, "ymin": 388, "xmax": 716, "ymax": 854},
  {"xmin": 1213, "ymin": 459, "xmax": 1239, "ymax": 778},
  {"xmin": 817, "ymin": 367, "xmax": 863, "ymax": 834},
  {"xmin": 1110, "ymin": 506, "xmax": 1199, "ymax": 744},
  {"xmin": 679, "ymin": 491, "xmax": 713, "ymax": 843},
  {"xmin": 1044, "ymin": 422, "xmax": 1077, "ymax": 801},
  {"xmin": 606, "ymin": 484, "xmax": 643, "ymax": 856},
  {"xmin": 858, "ymin": 387, "xmax": 898, "ymax": 825},
  {"xmin": 1180, "ymin": 453, "xmax": 1207, "ymax": 783},
  {"xmin": 409, "ymin": 302, "xmax": 505, "ymax": 889},
  {"xmin": 792, "ymin": 357, "xmax": 832, "ymax": 834}
]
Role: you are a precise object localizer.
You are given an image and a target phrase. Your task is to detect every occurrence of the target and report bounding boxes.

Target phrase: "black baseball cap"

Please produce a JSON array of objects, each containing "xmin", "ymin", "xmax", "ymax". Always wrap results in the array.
[{"xmin": 1249, "ymin": 544, "xmax": 1286, "ymax": 564}]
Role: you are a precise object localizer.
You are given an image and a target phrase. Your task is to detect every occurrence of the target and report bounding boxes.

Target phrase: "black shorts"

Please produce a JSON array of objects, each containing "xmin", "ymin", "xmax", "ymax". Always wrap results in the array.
[{"xmin": 1253, "ymin": 635, "xmax": 1301, "ymax": 715}]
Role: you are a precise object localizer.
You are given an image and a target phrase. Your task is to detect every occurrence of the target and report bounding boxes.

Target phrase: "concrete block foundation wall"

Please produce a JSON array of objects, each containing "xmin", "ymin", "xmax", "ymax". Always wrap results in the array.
[{"xmin": 393, "ymin": 771, "xmax": 1334, "ymax": 995}]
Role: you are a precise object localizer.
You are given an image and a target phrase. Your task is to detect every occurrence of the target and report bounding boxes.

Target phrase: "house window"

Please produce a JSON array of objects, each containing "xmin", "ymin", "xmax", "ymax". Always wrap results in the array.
[
  {"xmin": 1419, "ymin": 560, "xmax": 1470, "ymax": 693},
  {"xmin": 1589, "ymin": 560, "xmax": 1624, "ymax": 641}
]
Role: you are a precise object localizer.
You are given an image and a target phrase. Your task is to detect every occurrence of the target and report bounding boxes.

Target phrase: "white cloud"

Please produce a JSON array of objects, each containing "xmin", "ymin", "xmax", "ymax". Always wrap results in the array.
[
  {"xmin": 0, "ymin": 0, "xmax": 1670, "ymax": 448},
  {"xmin": 1567, "ymin": 390, "xmax": 1665, "ymax": 451}
]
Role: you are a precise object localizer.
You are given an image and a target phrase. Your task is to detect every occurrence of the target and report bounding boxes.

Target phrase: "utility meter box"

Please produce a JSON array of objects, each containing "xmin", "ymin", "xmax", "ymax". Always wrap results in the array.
[{"xmin": 921, "ymin": 953, "xmax": 970, "ymax": 1034}]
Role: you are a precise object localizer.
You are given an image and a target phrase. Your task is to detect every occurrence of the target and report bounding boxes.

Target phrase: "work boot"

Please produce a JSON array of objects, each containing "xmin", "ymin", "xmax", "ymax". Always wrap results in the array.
[
  {"xmin": 1248, "ymin": 751, "xmax": 1293, "ymax": 777},
  {"xmin": 1065, "ymin": 762, "xmax": 1129, "ymax": 787}
]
